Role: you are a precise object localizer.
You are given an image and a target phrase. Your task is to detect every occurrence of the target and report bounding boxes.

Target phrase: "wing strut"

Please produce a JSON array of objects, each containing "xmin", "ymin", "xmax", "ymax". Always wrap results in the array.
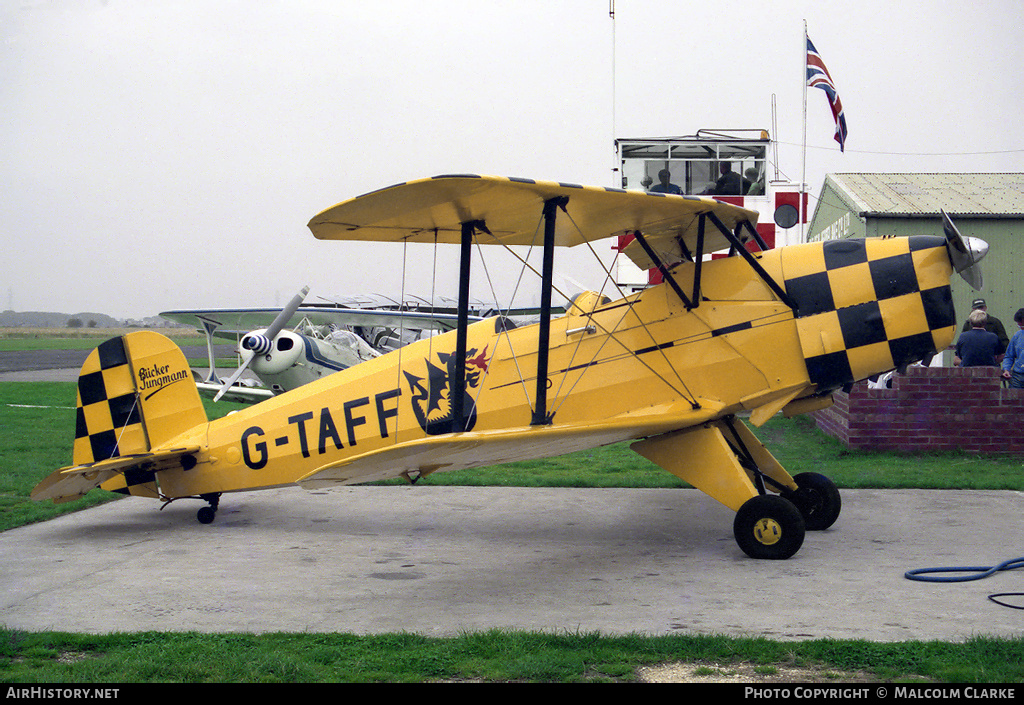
[
  {"xmin": 632, "ymin": 231, "xmax": 695, "ymax": 310},
  {"xmin": 691, "ymin": 214, "xmax": 706, "ymax": 307},
  {"xmin": 452, "ymin": 220, "xmax": 487, "ymax": 432},
  {"xmin": 740, "ymin": 219, "xmax": 771, "ymax": 252},
  {"xmin": 454, "ymin": 198, "xmax": 564, "ymax": 430},
  {"xmin": 532, "ymin": 196, "xmax": 568, "ymax": 426},
  {"xmin": 707, "ymin": 212, "xmax": 796, "ymax": 310},
  {"xmin": 198, "ymin": 318, "xmax": 222, "ymax": 384}
]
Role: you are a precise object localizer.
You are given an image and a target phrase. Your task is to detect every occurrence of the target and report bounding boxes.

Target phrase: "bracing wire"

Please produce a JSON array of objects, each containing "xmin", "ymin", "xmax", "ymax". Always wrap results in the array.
[
  {"xmin": 392, "ymin": 236, "xmax": 410, "ymax": 444},
  {"xmin": 559, "ymin": 210, "xmax": 701, "ymax": 405},
  {"xmin": 547, "ymin": 237, "xmax": 638, "ymax": 409},
  {"xmin": 547, "ymin": 245, "xmax": 638, "ymax": 415},
  {"xmin": 113, "ymin": 391, "xmax": 174, "ymax": 500},
  {"xmin": 471, "ymin": 223, "xmax": 543, "ymax": 414},
  {"xmin": 481, "ymin": 213, "xmax": 701, "ymax": 412},
  {"xmin": 428, "ymin": 228, "xmax": 438, "ymax": 383},
  {"xmin": 112, "ymin": 393, "xmax": 141, "ymax": 459}
]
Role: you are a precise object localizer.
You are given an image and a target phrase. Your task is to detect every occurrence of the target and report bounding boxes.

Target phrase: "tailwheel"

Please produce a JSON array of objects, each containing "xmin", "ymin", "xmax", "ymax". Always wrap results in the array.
[
  {"xmin": 196, "ymin": 493, "xmax": 221, "ymax": 525},
  {"xmin": 785, "ymin": 472, "xmax": 841, "ymax": 531},
  {"xmin": 733, "ymin": 495, "xmax": 805, "ymax": 560}
]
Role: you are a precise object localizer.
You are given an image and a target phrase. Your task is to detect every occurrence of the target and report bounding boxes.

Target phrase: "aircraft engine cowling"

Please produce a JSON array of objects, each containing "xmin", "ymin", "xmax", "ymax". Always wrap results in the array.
[
  {"xmin": 241, "ymin": 332, "xmax": 274, "ymax": 356},
  {"xmin": 781, "ymin": 234, "xmax": 964, "ymax": 393},
  {"xmin": 243, "ymin": 330, "xmax": 305, "ymax": 376}
]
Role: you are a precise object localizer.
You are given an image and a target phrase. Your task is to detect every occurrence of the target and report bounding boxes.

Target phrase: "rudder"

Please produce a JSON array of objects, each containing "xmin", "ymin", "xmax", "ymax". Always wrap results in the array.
[{"xmin": 72, "ymin": 332, "xmax": 206, "ymax": 496}]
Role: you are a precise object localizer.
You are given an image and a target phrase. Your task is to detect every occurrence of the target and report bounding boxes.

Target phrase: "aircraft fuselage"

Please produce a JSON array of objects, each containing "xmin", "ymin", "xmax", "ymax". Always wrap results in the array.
[{"xmin": 129, "ymin": 234, "xmax": 956, "ymax": 501}]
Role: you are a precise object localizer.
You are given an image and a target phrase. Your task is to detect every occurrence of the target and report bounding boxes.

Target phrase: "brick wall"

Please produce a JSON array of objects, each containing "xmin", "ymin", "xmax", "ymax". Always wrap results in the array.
[{"xmin": 810, "ymin": 365, "xmax": 1024, "ymax": 454}]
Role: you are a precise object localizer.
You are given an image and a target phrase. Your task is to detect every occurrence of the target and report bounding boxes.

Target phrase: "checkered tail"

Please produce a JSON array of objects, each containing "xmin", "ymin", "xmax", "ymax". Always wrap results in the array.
[{"xmin": 72, "ymin": 332, "xmax": 206, "ymax": 467}]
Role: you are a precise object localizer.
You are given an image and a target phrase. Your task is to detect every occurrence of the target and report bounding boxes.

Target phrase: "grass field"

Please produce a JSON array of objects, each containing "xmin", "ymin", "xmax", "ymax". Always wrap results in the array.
[
  {"xmin": 0, "ymin": 327, "xmax": 237, "ymax": 380},
  {"xmin": 5, "ymin": 381, "xmax": 1024, "ymax": 532},
  {"xmin": 2, "ymin": 628, "xmax": 1021, "ymax": 683},
  {"xmin": 2, "ymin": 378, "xmax": 1023, "ymax": 683},
  {"xmin": 0, "ymin": 327, "xmax": 204, "ymax": 351}
]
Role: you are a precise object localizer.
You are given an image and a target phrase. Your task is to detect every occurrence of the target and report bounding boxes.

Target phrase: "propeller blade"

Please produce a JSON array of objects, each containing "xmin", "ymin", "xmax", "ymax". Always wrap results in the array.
[
  {"xmin": 941, "ymin": 210, "xmax": 988, "ymax": 291},
  {"xmin": 264, "ymin": 286, "xmax": 310, "ymax": 341},
  {"xmin": 213, "ymin": 350, "xmax": 256, "ymax": 402},
  {"xmin": 213, "ymin": 286, "xmax": 310, "ymax": 402}
]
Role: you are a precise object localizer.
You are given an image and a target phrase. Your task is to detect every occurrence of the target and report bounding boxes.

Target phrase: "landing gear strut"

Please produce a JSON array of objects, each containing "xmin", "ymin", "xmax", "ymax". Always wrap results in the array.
[
  {"xmin": 196, "ymin": 493, "xmax": 221, "ymax": 524},
  {"xmin": 632, "ymin": 416, "xmax": 843, "ymax": 559}
]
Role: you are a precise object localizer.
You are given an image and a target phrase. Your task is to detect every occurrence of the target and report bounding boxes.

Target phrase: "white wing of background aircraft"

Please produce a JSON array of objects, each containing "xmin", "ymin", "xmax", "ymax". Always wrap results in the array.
[{"xmin": 160, "ymin": 290, "xmax": 485, "ymax": 403}]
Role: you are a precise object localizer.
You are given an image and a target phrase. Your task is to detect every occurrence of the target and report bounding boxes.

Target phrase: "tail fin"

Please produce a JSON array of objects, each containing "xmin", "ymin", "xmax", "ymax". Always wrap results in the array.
[
  {"xmin": 32, "ymin": 332, "xmax": 207, "ymax": 504},
  {"xmin": 73, "ymin": 332, "xmax": 206, "ymax": 465}
]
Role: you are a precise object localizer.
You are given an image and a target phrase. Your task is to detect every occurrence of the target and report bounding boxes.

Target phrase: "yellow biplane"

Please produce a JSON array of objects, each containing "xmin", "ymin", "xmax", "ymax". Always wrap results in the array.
[{"xmin": 32, "ymin": 176, "xmax": 987, "ymax": 559}]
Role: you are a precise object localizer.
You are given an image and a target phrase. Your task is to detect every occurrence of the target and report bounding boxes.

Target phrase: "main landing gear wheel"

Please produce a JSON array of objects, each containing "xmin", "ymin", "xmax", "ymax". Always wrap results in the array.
[
  {"xmin": 785, "ymin": 472, "xmax": 841, "ymax": 531},
  {"xmin": 733, "ymin": 495, "xmax": 805, "ymax": 560}
]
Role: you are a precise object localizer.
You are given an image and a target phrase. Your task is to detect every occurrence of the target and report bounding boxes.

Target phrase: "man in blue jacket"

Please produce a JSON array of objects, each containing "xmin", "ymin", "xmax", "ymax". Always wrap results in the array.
[
  {"xmin": 955, "ymin": 309, "xmax": 1002, "ymax": 367},
  {"xmin": 1001, "ymin": 308, "xmax": 1024, "ymax": 388},
  {"xmin": 961, "ymin": 298, "xmax": 1009, "ymax": 353}
]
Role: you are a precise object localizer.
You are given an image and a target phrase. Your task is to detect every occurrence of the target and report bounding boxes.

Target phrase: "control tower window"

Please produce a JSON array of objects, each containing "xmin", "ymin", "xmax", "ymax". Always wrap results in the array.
[{"xmin": 618, "ymin": 135, "xmax": 769, "ymax": 198}]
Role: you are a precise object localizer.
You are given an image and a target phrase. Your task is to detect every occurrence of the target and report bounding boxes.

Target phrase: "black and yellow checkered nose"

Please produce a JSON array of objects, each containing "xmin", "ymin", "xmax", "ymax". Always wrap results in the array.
[{"xmin": 783, "ymin": 236, "xmax": 957, "ymax": 392}]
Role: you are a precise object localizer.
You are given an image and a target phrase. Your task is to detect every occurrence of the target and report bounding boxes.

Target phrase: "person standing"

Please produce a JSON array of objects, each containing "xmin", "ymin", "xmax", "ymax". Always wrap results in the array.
[
  {"xmin": 961, "ymin": 298, "xmax": 1009, "ymax": 355},
  {"xmin": 955, "ymin": 309, "xmax": 1002, "ymax": 367},
  {"xmin": 1001, "ymin": 308, "xmax": 1024, "ymax": 388}
]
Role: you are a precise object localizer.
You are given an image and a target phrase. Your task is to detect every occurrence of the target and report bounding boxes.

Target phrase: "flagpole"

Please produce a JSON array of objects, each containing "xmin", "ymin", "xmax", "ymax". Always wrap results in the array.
[
  {"xmin": 610, "ymin": 0, "xmax": 617, "ymax": 187},
  {"xmin": 801, "ymin": 20, "xmax": 808, "ymax": 243}
]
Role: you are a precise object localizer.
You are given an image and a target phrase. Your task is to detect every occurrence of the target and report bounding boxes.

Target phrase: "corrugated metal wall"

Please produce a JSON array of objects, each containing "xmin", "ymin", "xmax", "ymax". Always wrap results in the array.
[
  {"xmin": 868, "ymin": 217, "xmax": 1020, "ymax": 326},
  {"xmin": 806, "ymin": 174, "xmax": 1024, "ymax": 340}
]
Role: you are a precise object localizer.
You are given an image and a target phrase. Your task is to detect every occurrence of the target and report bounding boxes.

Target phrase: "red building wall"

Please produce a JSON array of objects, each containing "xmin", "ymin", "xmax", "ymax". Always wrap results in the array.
[{"xmin": 811, "ymin": 365, "xmax": 1024, "ymax": 455}]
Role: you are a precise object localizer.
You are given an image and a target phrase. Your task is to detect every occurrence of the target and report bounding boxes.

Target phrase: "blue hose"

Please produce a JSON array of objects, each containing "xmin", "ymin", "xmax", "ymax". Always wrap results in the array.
[
  {"xmin": 904, "ymin": 556, "xmax": 1024, "ymax": 582},
  {"xmin": 905, "ymin": 557, "xmax": 1024, "ymax": 610}
]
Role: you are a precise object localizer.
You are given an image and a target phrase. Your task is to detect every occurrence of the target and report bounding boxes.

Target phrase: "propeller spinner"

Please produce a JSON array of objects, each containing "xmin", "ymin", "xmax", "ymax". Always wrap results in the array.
[
  {"xmin": 213, "ymin": 286, "xmax": 310, "ymax": 402},
  {"xmin": 942, "ymin": 210, "xmax": 988, "ymax": 291}
]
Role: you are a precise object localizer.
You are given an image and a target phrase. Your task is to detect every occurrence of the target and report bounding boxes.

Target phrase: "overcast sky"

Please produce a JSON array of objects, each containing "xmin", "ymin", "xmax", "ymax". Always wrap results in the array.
[{"xmin": 2, "ymin": 0, "xmax": 1022, "ymax": 319}]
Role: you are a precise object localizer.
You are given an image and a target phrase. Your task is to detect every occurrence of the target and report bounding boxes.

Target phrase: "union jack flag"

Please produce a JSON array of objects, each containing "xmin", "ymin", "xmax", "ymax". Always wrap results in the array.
[{"xmin": 806, "ymin": 36, "xmax": 848, "ymax": 152}]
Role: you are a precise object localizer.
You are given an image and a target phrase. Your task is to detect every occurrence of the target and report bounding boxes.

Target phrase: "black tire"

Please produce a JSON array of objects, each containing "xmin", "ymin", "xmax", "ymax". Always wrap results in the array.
[
  {"xmin": 733, "ymin": 495, "xmax": 805, "ymax": 559},
  {"xmin": 787, "ymin": 472, "xmax": 841, "ymax": 531},
  {"xmin": 197, "ymin": 506, "xmax": 216, "ymax": 525}
]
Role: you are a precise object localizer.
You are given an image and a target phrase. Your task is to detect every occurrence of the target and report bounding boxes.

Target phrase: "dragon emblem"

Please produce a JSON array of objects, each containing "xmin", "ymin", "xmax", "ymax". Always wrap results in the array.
[{"xmin": 403, "ymin": 345, "xmax": 489, "ymax": 435}]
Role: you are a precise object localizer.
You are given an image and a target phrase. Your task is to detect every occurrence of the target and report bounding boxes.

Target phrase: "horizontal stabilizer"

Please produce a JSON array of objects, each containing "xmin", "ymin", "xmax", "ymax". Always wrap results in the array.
[{"xmin": 31, "ymin": 446, "xmax": 200, "ymax": 504}]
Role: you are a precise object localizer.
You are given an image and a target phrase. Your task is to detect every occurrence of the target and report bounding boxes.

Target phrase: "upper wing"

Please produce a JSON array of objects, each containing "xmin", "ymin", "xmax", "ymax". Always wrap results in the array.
[
  {"xmin": 307, "ymin": 174, "xmax": 760, "ymax": 268},
  {"xmin": 159, "ymin": 305, "xmax": 475, "ymax": 337}
]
